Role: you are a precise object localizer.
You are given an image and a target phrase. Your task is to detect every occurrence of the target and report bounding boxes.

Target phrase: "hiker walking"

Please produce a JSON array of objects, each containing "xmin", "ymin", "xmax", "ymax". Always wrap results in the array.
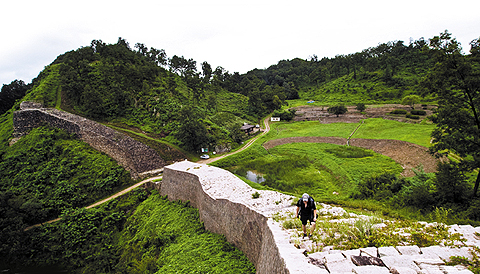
[{"xmin": 296, "ymin": 193, "xmax": 317, "ymax": 239}]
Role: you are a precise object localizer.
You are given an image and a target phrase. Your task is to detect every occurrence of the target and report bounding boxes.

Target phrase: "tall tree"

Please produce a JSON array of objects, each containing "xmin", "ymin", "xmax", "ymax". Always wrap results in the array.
[
  {"xmin": 174, "ymin": 105, "xmax": 208, "ymax": 152},
  {"xmin": 0, "ymin": 80, "xmax": 29, "ymax": 114},
  {"xmin": 201, "ymin": 61, "xmax": 212, "ymax": 84},
  {"xmin": 422, "ymin": 31, "xmax": 480, "ymax": 196}
]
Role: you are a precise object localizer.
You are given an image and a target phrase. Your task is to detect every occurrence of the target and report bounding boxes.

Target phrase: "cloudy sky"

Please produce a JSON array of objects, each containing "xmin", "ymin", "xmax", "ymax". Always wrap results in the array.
[{"xmin": 1, "ymin": 0, "xmax": 479, "ymax": 86}]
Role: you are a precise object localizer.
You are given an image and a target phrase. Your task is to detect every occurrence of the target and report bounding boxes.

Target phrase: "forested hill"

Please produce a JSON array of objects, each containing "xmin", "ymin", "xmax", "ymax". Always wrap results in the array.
[{"xmin": 0, "ymin": 32, "xmax": 478, "ymax": 156}]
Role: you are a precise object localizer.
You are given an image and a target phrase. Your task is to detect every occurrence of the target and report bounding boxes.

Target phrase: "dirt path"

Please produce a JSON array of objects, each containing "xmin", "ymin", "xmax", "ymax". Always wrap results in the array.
[
  {"xmin": 24, "ymin": 175, "xmax": 163, "ymax": 231},
  {"xmin": 263, "ymin": 137, "xmax": 439, "ymax": 177}
]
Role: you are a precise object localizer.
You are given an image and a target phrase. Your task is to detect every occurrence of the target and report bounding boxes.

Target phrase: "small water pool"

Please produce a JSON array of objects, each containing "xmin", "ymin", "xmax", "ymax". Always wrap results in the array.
[{"xmin": 245, "ymin": 170, "xmax": 266, "ymax": 184}]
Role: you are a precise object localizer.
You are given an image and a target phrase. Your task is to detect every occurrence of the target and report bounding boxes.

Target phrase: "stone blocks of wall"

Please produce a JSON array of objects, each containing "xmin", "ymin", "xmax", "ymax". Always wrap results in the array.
[
  {"xmin": 13, "ymin": 103, "xmax": 165, "ymax": 179},
  {"xmin": 161, "ymin": 161, "xmax": 325, "ymax": 274}
]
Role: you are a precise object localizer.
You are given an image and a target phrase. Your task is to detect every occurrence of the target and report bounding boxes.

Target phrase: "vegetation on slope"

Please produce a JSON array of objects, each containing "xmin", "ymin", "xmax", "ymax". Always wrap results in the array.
[
  {"xmin": 2, "ymin": 189, "xmax": 254, "ymax": 273},
  {"xmin": 0, "ymin": 30, "xmax": 479, "ymax": 272}
]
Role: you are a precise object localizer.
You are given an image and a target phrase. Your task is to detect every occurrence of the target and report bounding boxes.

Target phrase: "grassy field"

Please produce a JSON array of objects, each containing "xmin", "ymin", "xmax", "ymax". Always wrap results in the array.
[
  {"xmin": 267, "ymin": 120, "xmax": 358, "ymax": 139},
  {"xmin": 213, "ymin": 116, "xmax": 434, "ymax": 207},
  {"xmin": 353, "ymin": 118, "xmax": 435, "ymax": 147},
  {"xmin": 266, "ymin": 118, "xmax": 435, "ymax": 147}
]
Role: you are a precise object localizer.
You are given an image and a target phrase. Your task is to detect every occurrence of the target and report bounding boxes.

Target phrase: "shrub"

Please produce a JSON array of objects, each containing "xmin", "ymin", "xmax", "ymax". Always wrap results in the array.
[
  {"xmin": 411, "ymin": 109, "xmax": 427, "ymax": 115},
  {"xmin": 355, "ymin": 103, "xmax": 366, "ymax": 112},
  {"xmin": 406, "ymin": 113, "xmax": 420, "ymax": 119},
  {"xmin": 390, "ymin": 109, "xmax": 407, "ymax": 115},
  {"xmin": 272, "ymin": 109, "xmax": 296, "ymax": 121},
  {"xmin": 354, "ymin": 173, "xmax": 404, "ymax": 200},
  {"xmin": 435, "ymin": 162, "xmax": 469, "ymax": 204}
]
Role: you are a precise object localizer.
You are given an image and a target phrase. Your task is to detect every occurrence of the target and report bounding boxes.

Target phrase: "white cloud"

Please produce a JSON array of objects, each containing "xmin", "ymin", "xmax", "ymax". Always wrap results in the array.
[{"xmin": 1, "ymin": 0, "xmax": 479, "ymax": 86}]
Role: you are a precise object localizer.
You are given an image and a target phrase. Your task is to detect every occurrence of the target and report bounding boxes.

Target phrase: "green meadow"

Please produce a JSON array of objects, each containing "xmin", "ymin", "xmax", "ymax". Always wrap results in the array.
[
  {"xmin": 213, "ymin": 117, "xmax": 434, "ymax": 204},
  {"xmin": 266, "ymin": 118, "xmax": 435, "ymax": 147}
]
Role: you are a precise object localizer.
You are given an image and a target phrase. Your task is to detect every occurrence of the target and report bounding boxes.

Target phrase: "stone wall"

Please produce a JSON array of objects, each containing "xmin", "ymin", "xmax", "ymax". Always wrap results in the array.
[
  {"xmin": 13, "ymin": 102, "xmax": 165, "ymax": 179},
  {"xmin": 161, "ymin": 161, "xmax": 325, "ymax": 274}
]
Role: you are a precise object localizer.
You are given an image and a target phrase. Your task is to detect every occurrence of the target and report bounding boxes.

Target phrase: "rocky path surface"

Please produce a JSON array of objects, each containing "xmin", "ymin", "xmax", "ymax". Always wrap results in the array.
[{"xmin": 277, "ymin": 204, "xmax": 479, "ymax": 274}]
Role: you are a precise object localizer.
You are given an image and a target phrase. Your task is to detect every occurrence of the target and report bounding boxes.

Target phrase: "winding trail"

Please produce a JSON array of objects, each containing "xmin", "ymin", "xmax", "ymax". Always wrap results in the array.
[
  {"xmin": 24, "ymin": 175, "xmax": 163, "ymax": 231},
  {"xmin": 24, "ymin": 117, "xmax": 272, "ymax": 231},
  {"xmin": 199, "ymin": 116, "xmax": 271, "ymax": 165}
]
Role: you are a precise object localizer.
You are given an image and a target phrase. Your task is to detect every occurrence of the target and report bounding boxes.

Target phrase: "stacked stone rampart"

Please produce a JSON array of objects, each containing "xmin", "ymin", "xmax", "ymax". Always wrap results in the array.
[
  {"xmin": 13, "ymin": 102, "xmax": 165, "ymax": 179},
  {"xmin": 162, "ymin": 161, "xmax": 325, "ymax": 274}
]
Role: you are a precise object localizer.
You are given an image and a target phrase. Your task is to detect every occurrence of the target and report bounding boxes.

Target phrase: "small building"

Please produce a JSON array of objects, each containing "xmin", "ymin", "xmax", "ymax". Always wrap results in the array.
[
  {"xmin": 271, "ymin": 117, "xmax": 280, "ymax": 122},
  {"xmin": 240, "ymin": 124, "xmax": 255, "ymax": 134}
]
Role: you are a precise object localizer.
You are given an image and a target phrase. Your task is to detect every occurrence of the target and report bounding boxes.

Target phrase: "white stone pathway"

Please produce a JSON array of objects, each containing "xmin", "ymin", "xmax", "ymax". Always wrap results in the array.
[{"xmin": 278, "ymin": 204, "xmax": 479, "ymax": 274}]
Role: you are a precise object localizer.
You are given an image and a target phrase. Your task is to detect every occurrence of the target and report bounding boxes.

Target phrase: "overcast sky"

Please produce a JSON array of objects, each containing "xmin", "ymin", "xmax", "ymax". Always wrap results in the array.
[{"xmin": 1, "ymin": 0, "xmax": 479, "ymax": 86}]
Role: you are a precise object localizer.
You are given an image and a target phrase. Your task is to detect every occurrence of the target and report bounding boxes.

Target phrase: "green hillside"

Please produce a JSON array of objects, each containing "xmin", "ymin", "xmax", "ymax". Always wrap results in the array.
[{"xmin": 0, "ymin": 30, "xmax": 479, "ymax": 272}]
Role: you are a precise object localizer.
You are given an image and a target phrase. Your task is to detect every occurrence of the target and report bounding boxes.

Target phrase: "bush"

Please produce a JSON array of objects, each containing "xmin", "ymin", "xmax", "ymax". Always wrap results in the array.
[
  {"xmin": 354, "ymin": 173, "xmax": 404, "ymax": 200},
  {"xmin": 411, "ymin": 110, "xmax": 427, "ymax": 115},
  {"xmin": 390, "ymin": 109, "xmax": 407, "ymax": 115},
  {"xmin": 406, "ymin": 113, "xmax": 420, "ymax": 119},
  {"xmin": 272, "ymin": 109, "xmax": 296, "ymax": 121},
  {"xmin": 355, "ymin": 103, "xmax": 366, "ymax": 112}
]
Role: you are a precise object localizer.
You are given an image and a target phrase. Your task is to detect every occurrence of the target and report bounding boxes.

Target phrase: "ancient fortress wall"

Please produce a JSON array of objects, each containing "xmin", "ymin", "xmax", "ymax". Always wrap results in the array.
[
  {"xmin": 162, "ymin": 161, "xmax": 324, "ymax": 274},
  {"xmin": 13, "ymin": 102, "xmax": 165, "ymax": 179}
]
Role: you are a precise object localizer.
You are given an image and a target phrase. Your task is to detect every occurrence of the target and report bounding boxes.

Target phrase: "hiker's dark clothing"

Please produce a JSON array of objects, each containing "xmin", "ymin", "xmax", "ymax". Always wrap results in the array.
[{"xmin": 296, "ymin": 197, "xmax": 316, "ymax": 225}]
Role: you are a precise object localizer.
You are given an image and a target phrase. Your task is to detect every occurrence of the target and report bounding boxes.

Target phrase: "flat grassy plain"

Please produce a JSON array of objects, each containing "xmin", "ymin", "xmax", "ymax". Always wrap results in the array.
[{"xmin": 267, "ymin": 118, "xmax": 435, "ymax": 147}]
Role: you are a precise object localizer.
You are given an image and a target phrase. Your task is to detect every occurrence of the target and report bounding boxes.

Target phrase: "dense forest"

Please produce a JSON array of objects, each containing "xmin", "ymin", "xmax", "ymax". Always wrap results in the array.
[{"xmin": 0, "ymin": 30, "xmax": 479, "ymax": 273}]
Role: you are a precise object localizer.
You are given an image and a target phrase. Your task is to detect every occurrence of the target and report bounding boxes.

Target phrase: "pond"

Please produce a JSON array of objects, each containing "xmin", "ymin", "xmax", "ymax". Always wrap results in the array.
[{"xmin": 245, "ymin": 170, "xmax": 266, "ymax": 184}]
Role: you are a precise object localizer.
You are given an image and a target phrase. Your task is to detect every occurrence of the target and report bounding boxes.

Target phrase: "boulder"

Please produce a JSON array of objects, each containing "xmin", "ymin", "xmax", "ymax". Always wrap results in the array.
[
  {"xmin": 353, "ymin": 265, "xmax": 390, "ymax": 274},
  {"xmin": 390, "ymin": 266, "xmax": 418, "ymax": 274},
  {"xmin": 351, "ymin": 255, "xmax": 386, "ymax": 267},
  {"xmin": 379, "ymin": 246, "xmax": 400, "ymax": 257},
  {"xmin": 396, "ymin": 245, "xmax": 421, "ymax": 255},
  {"xmin": 381, "ymin": 255, "xmax": 421, "ymax": 272}
]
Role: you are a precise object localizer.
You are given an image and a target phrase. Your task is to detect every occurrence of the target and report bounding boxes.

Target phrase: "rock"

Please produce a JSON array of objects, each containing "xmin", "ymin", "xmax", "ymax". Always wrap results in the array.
[
  {"xmin": 308, "ymin": 256, "xmax": 325, "ymax": 268},
  {"xmin": 390, "ymin": 266, "xmax": 418, "ymax": 274},
  {"xmin": 353, "ymin": 265, "xmax": 390, "ymax": 274},
  {"xmin": 325, "ymin": 259, "xmax": 357, "ymax": 273},
  {"xmin": 372, "ymin": 223, "xmax": 387, "ymax": 229},
  {"xmin": 439, "ymin": 265, "xmax": 474, "ymax": 274},
  {"xmin": 379, "ymin": 246, "xmax": 400, "ymax": 257},
  {"xmin": 351, "ymin": 255, "xmax": 386, "ymax": 267},
  {"xmin": 396, "ymin": 245, "xmax": 421, "ymax": 255},
  {"xmin": 414, "ymin": 257, "xmax": 445, "ymax": 266},
  {"xmin": 342, "ymin": 249, "xmax": 361, "ymax": 260},
  {"xmin": 417, "ymin": 265, "xmax": 444, "ymax": 274},
  {"xmin": 381, "ymin": 255, "xmax": 421, "ymax": 272},
  {"xmin": 325, "ymin": 252, "xmax": 346, "ymax": 263},
  {"xmin": 360, "ymin": 246, "xmax": 378, "ymax": 257},
  {"xmin": 308, "ymin": 251, "xmax": 328, "ymax": 265},
  {"xmin": 299, "ymin": 240, "xmax": 316, "ymax": 253},
  {"xmin": 421, "ymin": 246, "xmax": 473, "ymax": 262}
]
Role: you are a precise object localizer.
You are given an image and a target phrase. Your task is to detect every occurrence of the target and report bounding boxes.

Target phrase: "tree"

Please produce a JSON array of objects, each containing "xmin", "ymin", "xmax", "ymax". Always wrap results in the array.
[
  {"xmin": 402, "ymin": 94, "xmax": 422, "ymax": 109},
  {"xmin": 174, "ymin": 105, "xmax": 209, "ymax": 152},
  {"xmin": 201, "ymin": 61, "xmax": 212, "ymax": 84},
  {"xmin": 422, "ymin": 31, "xmax": 480, "ymax": 196},
  {"xmin": 355, "ymin": 103, "xmax": 366, "ymax": 112},
  {"xmin": 328, "ymin": 105, "xmax": 347, "ymax": 117},
  {"xmin": 0, "ymin": 80, "xmax": 28, "ymax": 114}
]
